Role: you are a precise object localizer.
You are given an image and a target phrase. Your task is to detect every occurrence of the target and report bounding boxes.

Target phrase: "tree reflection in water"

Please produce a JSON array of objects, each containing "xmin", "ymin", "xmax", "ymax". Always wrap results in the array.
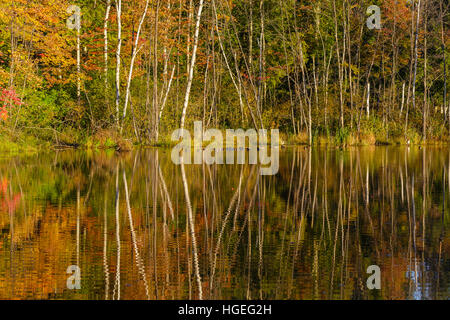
[{"xmin": 0, "ymin": 146, "xmax": 448, "ymax": 300}]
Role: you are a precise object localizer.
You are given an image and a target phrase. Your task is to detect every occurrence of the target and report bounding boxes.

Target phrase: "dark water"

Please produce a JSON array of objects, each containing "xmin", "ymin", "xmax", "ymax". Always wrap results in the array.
[{"xmin": 0, "ymin": 146, "xmax": 448, "ymax": 300}]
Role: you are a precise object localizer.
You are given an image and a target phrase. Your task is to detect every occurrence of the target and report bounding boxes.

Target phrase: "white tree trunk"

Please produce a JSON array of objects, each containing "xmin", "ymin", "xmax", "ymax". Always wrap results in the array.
[
  {"xmin": 159, "ymin": 65, "xmax": 176, "ymax": 121},
  {"xmin": 400, "ymin": 82, "xmax": 405, "ymax": 114},
  {"xmin": 367, "ymin": 82, "xmax": 370, "ymax": 118},
  {"xmin": 115, "ymin": 0, "xmax": 122, "ymax": 129},
  {"xmin": 77, "ymin": 18, "xmax": 81, "ymax": 108},
  {"xmin": 104, "ymin": 0, "xmax": 111, "ymax": 109},
  {"xmin": 180, "ymin": 0, "xmax": 205, "ymax": 130},
  {"xmin": 121, "ymin": 0, "xmax": 150, "ymax": 131},
  {"xmin": 412, "ymin": 0, "xmax": 421, "ymax": 113},
  {"xmin": 152, "ymin": 0, "xmax": 160, "ymax": 141}
]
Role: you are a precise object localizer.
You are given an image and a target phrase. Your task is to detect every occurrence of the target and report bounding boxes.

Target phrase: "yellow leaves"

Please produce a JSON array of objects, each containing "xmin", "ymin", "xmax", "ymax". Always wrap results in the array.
[
  {"xmin": 0, "ymin": 0, "xmax": 77, "ymax": 87},
  {"xmin": 217, "ymin": 13, "xmax": 231, "ymax": 23},
  {"xmin": 0, "ymin": 10, "xmax": 8, "ymax": 24},
  {"xmin": 342, "ymin": 62, "xmax": 360, "ymax": 76},
  {"xmin": 0, "ymin": 68, "xmax": 9, "ymax": 87}
]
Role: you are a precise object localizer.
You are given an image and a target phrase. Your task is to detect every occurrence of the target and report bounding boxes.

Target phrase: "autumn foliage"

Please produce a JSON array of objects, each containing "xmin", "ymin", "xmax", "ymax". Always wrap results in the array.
[
  {"xmin": 0, "ymin": 0, "xmax": 448, "ymax": 144},
  {"xmin": 0, "ymin": 87, "xmax": 23, "ymax": 121}
]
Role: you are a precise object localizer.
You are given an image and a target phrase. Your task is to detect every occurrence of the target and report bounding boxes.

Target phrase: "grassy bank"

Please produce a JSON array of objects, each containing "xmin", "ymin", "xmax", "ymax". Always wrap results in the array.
[
  {"xmin": 285, "ymin": 119, "xmax": 450, "ymax": 147},
  {"xmin": 286, "ymin": 130, "xmax": 450, "ymax": 147},
  {"xmin": 0, "ymin": 127, "xmax": 132, "ymax": 153},
  {"xmin": 153, "ymin": 127, "xmax": 450, "ymax": 148},
  {"xmin": 0, "ymin": 128, "xmax": 51, "ymax": 154},
  {"xmin": 0, "ymin": 125, "xmax": 448, "ymax": 154}
]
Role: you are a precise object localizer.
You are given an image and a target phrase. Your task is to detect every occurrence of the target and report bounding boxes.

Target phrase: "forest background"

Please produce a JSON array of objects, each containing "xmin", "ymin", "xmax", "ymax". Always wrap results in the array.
[{"xmin": 0, "ymin": 0, "xmax": 448, "ymax": 151}]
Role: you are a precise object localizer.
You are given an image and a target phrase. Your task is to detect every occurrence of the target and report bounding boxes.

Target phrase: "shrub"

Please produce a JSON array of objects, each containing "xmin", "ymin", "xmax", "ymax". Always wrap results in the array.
[{"xmin": 0, "ymin": 87, "xmax": 23, "ymax": 121}]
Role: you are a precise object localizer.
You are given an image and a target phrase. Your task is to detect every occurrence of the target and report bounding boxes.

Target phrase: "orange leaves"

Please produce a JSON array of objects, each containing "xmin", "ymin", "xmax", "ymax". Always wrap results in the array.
[
  {"xmin": 0, "ymin": 177, "xmax": 7, "ymax": 194},
  {"xmin": 0, "ymin": 0, "xmax": 77, "ymax": 87},
  {"xmin": 0, "ymin": 110, "xmax": 7, "ymax": 121}
]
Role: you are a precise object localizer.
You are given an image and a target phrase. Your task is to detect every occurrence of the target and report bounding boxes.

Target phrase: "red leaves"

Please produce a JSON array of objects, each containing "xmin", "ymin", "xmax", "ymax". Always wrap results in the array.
[
  {"xmin": 0, "ymin": 87, "xmax": 24, "ymax": 121},
  {"xmin": 0, "ymin": 178, "xmax": 22, "ymax": 213}
]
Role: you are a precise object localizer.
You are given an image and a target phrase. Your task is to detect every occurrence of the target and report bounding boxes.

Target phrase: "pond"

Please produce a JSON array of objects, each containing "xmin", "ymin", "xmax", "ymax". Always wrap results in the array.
[{"xmin": 0, "ymin": 146, "xmax": 448, "ymax": 300}]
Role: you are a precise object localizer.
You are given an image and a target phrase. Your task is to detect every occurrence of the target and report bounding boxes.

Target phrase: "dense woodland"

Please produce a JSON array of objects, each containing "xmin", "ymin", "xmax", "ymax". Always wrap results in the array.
[{"xmin": 0, "ymin": 0, "xmax": 449, "ymax": 147}]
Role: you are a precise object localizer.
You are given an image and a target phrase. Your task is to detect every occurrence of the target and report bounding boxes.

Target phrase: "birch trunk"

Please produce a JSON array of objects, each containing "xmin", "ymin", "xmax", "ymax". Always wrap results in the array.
[
  {"xmin": 367, "ymin": 83, "xmax": 370, "ymax": 119},
  {"xmin": 152, "ymin": 0, "xmax": 160, "ymax": 142},
  {"xmin": 180, "ymin": 0, "xmax": 205, "ymax": 130},
  {"xmin": 121, "ymin": 0, "xmax": 150, "ymax": 131},
  {"xmin": 211, "ymin": 0, "xmax": 257, "ymax": 129},
  {"xmin": 400, "ymin": 82, "xmax": 405, "ymax": 114},
  {"xmin": 104, "ymin": 0, "xmax": 111, "ymax": 110},
  {"xmin": 76, "ymin": 16, "xmax": 81, "ymax": 109},
  {"xmin": 333, "ymin": 0, "xmax": 344, "ymax": 129},
  {"xmin": 412, "ymin": 0, "xmax": 421, "ymax": 122},
  {"xmin": 115, "ymin": 0, "xmax": 122, "ymax": 129},
  {"xmin": 159, "ymin": 66, "xmax": 176, "ymax": 122},
  {"xmin": 423, "ymin": 3, "xmax": 427, "ymax": 140},
  {"xmin": 440, "ymin": 0, "xmax": 447, "ymax": 132}
]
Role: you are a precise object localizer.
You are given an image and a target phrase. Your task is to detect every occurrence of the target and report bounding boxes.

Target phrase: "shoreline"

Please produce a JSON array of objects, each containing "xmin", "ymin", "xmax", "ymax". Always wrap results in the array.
[{"xmin": 1, "ymin": 130, "xmax": 449, "ymax": 155}]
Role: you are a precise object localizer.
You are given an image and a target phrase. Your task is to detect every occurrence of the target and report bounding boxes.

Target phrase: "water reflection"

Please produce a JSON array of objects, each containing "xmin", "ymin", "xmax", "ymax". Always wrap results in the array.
[{"xmin": 0, "ymin": 147, "xmax": 448, "ymax": 300}]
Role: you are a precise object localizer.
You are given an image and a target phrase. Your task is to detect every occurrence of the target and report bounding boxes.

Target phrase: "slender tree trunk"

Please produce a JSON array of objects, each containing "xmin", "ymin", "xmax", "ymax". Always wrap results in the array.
[
  {"xmin": 211, "ymin": 0, "xmax": 257, "ymax": 129},
  {"xmin": 180, "ymin": 0, "xmax": 205, "ymax": 130},
  {"xmin": 145, "ymin": 24, "xmax": 153, "ymax": 141},
  {"xmin": 249, "ymin": 0, "xmax": 253, "ymax": 71},
  {"xmin": 405, "ymin": 0, "xmax": 416, "ymax": 135},
  {"xmin": 440, "ymin": 0, "xmax": 448, "ymax": 132},
  {"xmin": 121, "ymin": 0, "xmax": 150, "ymax": 132},
  {"xmin": 159, "ymin": 66, "xmax": 176, "ymax": 123},
  {"xmin": 400, "ymin": 82, "xmax": 405, "ymax": 114},
  {"xmin": 324, "ymin": 45, "xmax": 332, "ymax": 134},
  {"xmin": 104, "ymin": 0, "xmax": 111, "ymax": 112},
  {"xmin": 8, "ymin": 9, "xmax": 17, "ymax": 88},
  {"xmin": 221, "ymin": 0, "xmax": 263, "ymax": 128},
  {"xmin": 390, "ymin": 2, "xmax": 398, "ymax": 120},
  {"xmin": 76, "ymin": 14, "xmax": 81, "ymax": 111},
  {"xmin": 412, "ymin": 0, "xmax": 421, "ymax": 132},
  {"xmin": 115, "ymin": 0, "xmax": 122, "ymax": 130},
  {"xmin": 187, "ymin": 0, "xmax": 193, "ymax": 73},
  {"xmin": 346, "ymin": 1, "xmax": 354, "ymax": 130},
  {"xmin": 152, "ymin": 0, "xmax": 161, "ymax": 142},
  {"xmin": 423, "ymin": 3, "xmax": 427, "ymax": 140},
  {"xmin": 258, "ymin": 0, "xmax": 265, "ymax": 127},
  {"xmin": 279, "ymin": 0, "xmax": 296, "ymax": 134},
  {"xmin": 367, "ymin": 82, "xmax": 370, "ymax": 119},
  {"xmin": 333, "ymin": 0, "xmax": 344, "ymax": 129}
]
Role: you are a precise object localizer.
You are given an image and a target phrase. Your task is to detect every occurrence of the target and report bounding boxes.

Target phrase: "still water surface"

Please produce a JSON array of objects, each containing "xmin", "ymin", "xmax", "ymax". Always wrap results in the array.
[{"xmin": 0, "ymin": 146, "xmax": 448, "ymax": 300}]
